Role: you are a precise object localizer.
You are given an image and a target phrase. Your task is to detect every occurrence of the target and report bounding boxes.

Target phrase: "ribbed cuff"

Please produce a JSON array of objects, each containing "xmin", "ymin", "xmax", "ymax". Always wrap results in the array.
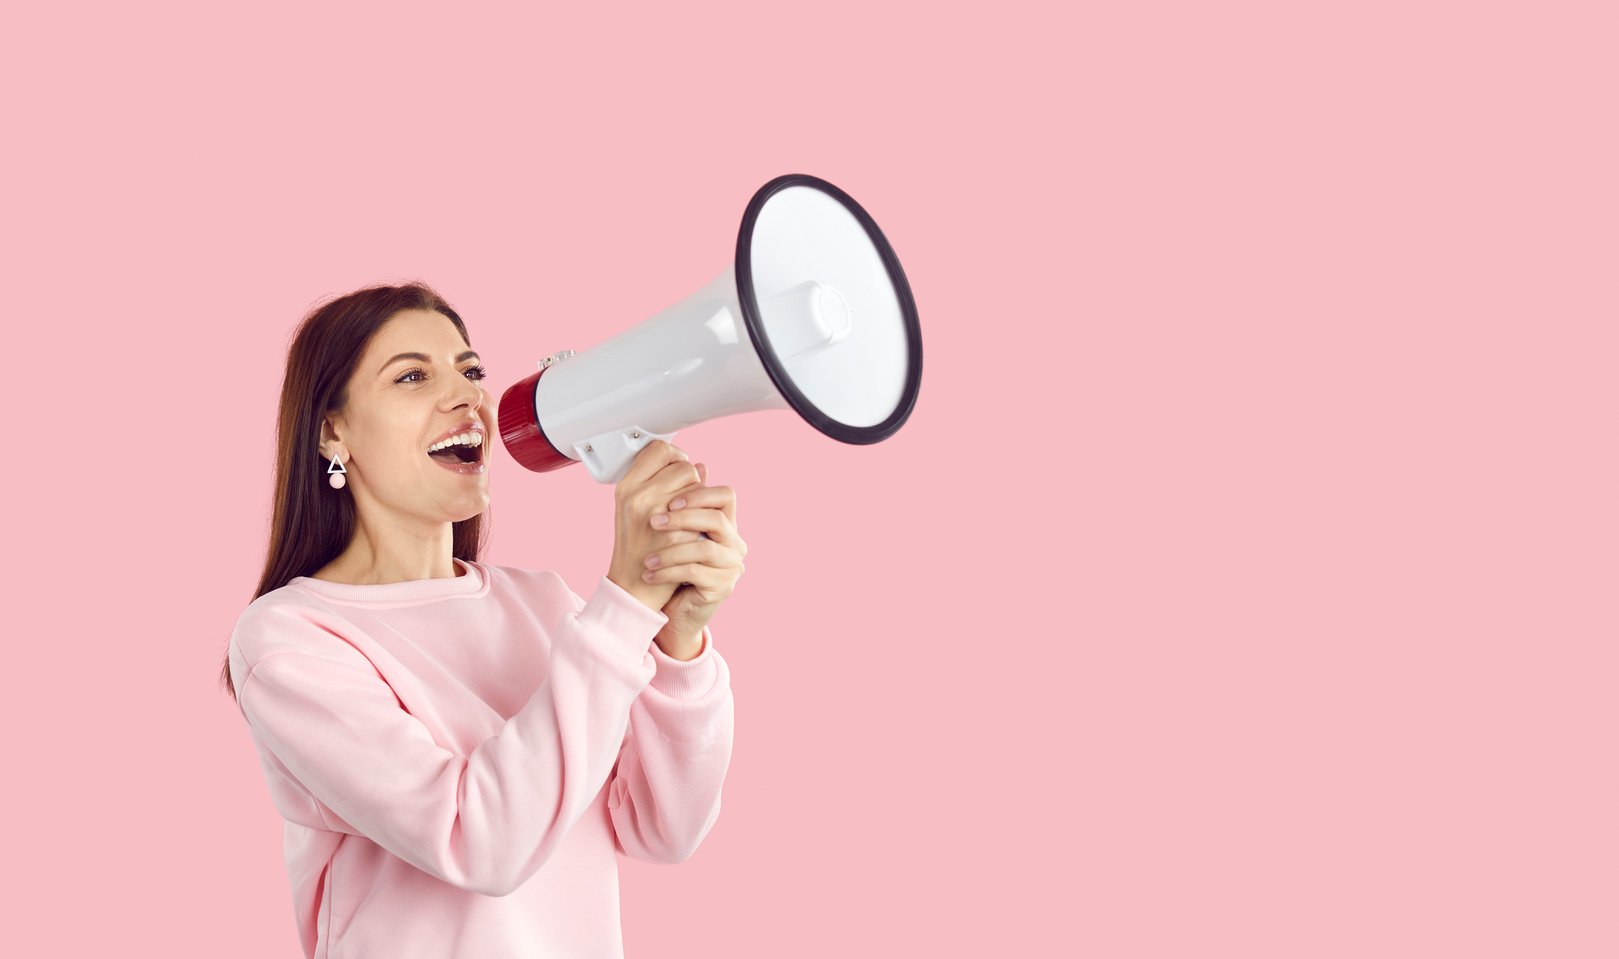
[
  {"xmin": 647, "ymin": 625, "xmax": 719, "ymax": 699},
  {"xmin": 573, "ymin": 575, "xmax": 670, "ymax": 675}
]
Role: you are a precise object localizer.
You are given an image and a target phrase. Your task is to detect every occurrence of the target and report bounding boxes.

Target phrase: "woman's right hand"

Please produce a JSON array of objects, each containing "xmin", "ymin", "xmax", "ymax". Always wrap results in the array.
[{"xmin": 606, "ymin": 440, "xmax": 709, "ymax": 613}]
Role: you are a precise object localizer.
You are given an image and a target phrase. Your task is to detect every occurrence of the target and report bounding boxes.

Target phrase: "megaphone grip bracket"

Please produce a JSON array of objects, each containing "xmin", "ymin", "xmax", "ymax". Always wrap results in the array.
[{"xmin": 577, "ymin": 426, "xmax": 677, "ymax": 486}]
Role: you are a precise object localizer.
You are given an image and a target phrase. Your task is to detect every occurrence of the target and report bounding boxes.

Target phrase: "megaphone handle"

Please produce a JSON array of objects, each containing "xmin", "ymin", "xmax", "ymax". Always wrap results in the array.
[{"xmin": 575, "ymin": 426, "xmax": 678, "ymax": 485}]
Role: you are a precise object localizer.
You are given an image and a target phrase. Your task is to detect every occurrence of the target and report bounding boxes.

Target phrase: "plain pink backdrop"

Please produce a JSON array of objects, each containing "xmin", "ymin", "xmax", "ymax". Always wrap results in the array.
[{"xmin": 4, "ymin": 1, "xmax": 1614, "ymax": 956}]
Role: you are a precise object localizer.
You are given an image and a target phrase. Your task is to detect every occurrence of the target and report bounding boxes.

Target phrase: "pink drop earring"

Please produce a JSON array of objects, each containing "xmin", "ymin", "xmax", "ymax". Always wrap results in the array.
[{"xmin": 327, "ymin": 452, "xmax": 348, "ymax": 489}]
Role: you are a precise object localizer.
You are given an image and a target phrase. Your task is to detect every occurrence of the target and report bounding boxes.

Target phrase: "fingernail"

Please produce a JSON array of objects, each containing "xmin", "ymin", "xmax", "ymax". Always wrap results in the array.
[
  {"xmin": 670, "ymin": 498, "xmax": 686, "ymax": 510},
  {"xmin": 652, "ymin": 514, "xmax": 669, "ymax": 526}
]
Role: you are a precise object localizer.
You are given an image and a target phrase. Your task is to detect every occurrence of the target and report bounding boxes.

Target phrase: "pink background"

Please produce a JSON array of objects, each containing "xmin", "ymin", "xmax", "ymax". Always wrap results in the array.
[{"xmin": 6, "ymin": 1, "xmax": 1614, "ymax": 955}]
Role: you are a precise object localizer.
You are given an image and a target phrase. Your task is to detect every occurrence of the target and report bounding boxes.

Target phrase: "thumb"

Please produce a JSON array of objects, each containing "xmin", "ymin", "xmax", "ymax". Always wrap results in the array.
[{"xmin": 696, "ymin": 462, "xmax": 707, "ymax": 483}]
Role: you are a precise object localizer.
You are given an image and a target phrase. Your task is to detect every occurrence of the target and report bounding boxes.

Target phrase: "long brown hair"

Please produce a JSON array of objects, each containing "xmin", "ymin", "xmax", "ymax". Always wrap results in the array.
[{"xmin": 218, "ymin": 282, "xmax": 491, "ymax": 701}]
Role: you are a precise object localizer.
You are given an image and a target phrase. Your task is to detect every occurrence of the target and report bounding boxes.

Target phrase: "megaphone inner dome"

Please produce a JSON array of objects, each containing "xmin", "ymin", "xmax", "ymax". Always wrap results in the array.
[{"xmin": 746, "ymin": 184, "xmax": 910, "ymax": 429}]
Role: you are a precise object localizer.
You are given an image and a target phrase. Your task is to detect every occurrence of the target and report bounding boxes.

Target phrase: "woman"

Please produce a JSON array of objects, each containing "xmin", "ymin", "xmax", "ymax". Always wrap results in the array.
[{"xmin": 219, "ymin": 282, "xmax": 743, "ymax": 958}]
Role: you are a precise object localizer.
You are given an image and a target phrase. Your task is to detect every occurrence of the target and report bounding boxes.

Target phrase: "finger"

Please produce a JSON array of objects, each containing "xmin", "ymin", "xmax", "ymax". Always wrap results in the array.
[
  {"xmin": 664, "ymin": 465, "xmax": 708, "ymax": 505},
  {"xmin": 642, "ymin": 562, "xmax": 737, "ymax": 601},
  {"xmin": 652, "ymin": 526, "xmax": 707, "ymax": 547},
  {"xmin": 641, "ymin": 559, "xmax": 724, "ymax": 587},
  {"xmin": 643, "ymin": 536, "xmax": 737, "ymax": 574},
  {"xmin": 626, "ymin": 440, "xmax": 690, "ymax": 487},
  {"xmin": 663, "ymin": 484, "xmax": 736, "ymax": 527},
  {"xmin": 650, "ymin": 502, "xmax": 742, "ymax": 552},
  {"xmin": 650, "ymin": 459, "xmax": 702, "ymax": 500}
]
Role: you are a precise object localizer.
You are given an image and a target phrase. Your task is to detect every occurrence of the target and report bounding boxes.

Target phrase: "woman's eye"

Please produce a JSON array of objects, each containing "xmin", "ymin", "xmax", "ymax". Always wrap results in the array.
[{"xmin": 396, "ymin": 366, "xmax": 488, "ymax": 384}]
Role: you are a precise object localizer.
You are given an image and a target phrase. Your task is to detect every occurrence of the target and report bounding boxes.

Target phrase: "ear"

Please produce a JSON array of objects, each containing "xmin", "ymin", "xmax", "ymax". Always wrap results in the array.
[{"xmin": 319, "ymin": 415, "xmax": 344, "ymax": 459}]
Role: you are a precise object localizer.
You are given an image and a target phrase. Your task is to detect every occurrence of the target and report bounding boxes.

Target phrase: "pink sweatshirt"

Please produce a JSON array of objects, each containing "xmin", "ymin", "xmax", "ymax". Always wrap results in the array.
[{"xmin": 227, "ymin": 557, "xmax": 734, "ymax": 958}]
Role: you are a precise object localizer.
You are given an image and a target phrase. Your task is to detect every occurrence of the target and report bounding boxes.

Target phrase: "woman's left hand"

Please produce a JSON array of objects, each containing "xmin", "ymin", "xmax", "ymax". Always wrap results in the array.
[{"xmin": 642, "ymin": 463, "xmax": 746, "ymax": 654}]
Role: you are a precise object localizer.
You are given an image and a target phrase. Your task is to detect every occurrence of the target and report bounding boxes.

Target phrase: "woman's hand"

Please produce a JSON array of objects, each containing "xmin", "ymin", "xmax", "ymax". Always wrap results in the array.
[
  {"xmin": 642, "ymin": 462, "xmax": 746, "ymax": 657},
  {"xmin": 606, "ymin": 441, "xmax": 707, "ymax": 612}
]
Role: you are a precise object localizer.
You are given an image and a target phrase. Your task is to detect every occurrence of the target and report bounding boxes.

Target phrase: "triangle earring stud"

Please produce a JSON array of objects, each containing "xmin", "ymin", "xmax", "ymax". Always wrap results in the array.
[{"xmin": 327, "ymin": 452, "xmax": 347, "ymax": 489}]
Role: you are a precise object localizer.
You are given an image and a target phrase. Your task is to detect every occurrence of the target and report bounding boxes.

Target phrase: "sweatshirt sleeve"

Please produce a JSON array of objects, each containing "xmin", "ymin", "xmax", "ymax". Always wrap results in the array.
[
  {"xmin": 609, "ymin": 627, "xmax": 736, "ymax": 862},
  {"xmin": 233, "ymin": 574, "xmax": 668, "ymax": 897},
  {"xmin": 553, "ymin": 579, "xmax": 736, "ymax": 863}
]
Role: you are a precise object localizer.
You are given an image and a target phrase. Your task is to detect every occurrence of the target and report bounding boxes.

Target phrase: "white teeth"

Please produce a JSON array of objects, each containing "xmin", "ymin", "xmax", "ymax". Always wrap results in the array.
[{"xmin": 428, "ymin": 431, "xmax": 484, "ymax": 452}]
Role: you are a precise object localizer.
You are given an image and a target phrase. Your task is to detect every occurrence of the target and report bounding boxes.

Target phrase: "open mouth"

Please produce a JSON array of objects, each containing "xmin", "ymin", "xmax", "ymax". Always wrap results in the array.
[{"xmin": 427, "ymin": 432, "xmax": 486, "ymax": 470}]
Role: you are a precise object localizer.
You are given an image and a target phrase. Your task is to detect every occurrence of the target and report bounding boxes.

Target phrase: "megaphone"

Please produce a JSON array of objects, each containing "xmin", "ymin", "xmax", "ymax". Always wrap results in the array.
[{"xmin": 496, "ymin": 173, "xmax": 922, "ymax": 485}]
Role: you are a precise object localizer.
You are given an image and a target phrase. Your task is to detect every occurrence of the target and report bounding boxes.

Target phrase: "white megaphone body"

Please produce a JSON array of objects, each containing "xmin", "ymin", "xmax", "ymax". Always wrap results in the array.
[{"xmin": 497, "ymin": 173, "xmax": 922, "ymax": 485}]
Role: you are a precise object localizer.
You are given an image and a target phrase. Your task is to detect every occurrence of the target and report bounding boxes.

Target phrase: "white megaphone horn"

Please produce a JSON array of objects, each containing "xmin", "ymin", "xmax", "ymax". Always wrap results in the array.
[{"xmin": 496, "ymin": 173, "xmax": 923, "ymax": 485}]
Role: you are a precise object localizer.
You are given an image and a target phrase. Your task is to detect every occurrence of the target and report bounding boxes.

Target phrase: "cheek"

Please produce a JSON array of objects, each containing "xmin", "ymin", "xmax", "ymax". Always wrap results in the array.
[{"xmin": 394, "ymin": 442, "xmax": 432, "ymax": 473}]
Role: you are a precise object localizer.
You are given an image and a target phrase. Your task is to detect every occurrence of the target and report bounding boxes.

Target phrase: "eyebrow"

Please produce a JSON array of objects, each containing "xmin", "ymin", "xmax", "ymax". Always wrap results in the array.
[{"xmin": 379, "ymin": 350, "xmax": 481, "ymax": 374}]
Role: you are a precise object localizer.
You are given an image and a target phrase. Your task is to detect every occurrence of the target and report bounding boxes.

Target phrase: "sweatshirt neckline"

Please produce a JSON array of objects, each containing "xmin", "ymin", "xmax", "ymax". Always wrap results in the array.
[{"xmin": 286, "ymin": 557, "xmax": 491, "ymax": 606}]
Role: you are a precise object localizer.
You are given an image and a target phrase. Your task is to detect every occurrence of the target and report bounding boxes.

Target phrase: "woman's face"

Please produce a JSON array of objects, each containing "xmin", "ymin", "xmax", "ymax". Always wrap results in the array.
[{"xmin": 322, "ymin": 309, "xmax": 496, "ymax": 524}]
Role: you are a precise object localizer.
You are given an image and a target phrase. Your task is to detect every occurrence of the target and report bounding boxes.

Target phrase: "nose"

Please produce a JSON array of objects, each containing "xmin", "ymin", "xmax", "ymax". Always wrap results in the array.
[{"xmin": 443, "ymin": 367, "xmax": 485, "ymax": 412}]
